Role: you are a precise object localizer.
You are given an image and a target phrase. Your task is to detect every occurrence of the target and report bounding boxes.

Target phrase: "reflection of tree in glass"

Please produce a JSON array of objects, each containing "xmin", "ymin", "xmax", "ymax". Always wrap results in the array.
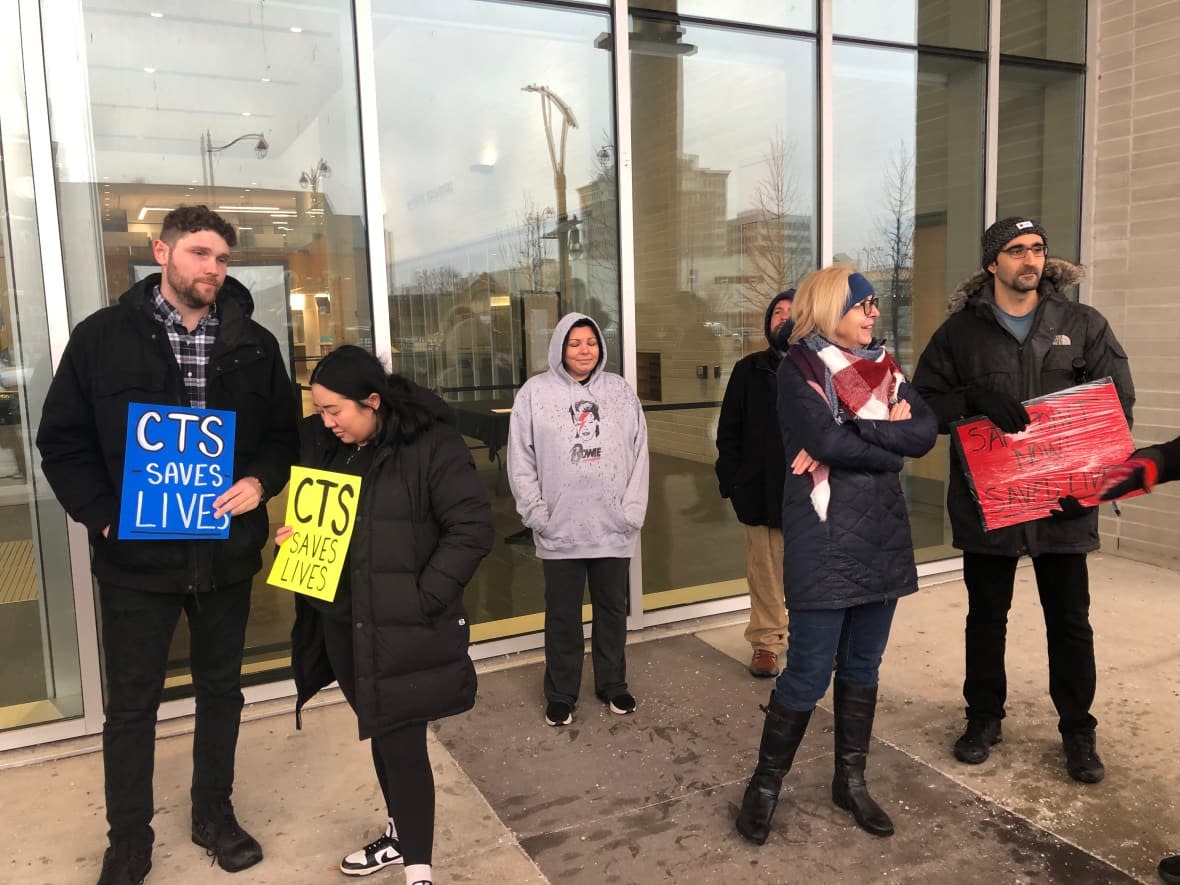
[
  {"xmin": 497, "ymin": 192, "xmax": 554, "ymax": 295},
  {"xmin": 865, "ymin": 143, "xmax": 914, "ymax": 367},
  {"xmin": 744, "ymin": 131, "xmax": 811, "ymax": 312}
]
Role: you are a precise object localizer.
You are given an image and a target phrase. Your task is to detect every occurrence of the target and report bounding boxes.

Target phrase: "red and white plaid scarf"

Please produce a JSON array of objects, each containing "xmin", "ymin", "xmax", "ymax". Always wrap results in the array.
[
  {"xmin": 790, "ymin": 335, "xmax": 906, "ymax": 521},
  {"xmin": 814, "ymin": 341, "xmax": 905, "ymax": 421}
]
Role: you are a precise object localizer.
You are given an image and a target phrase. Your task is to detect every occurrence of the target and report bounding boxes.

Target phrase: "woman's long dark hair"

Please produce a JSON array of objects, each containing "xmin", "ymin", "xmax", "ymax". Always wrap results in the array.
[{"xmin": 309, "ymin": 345, "xmax": 434, "ymax": 446}]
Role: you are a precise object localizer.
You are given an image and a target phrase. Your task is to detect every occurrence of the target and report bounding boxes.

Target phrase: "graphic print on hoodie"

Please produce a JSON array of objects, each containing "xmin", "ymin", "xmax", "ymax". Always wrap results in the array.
[
  {"xmin": 507, "ymin": 313, "xmax": 650, "ymax": 560},
  {"xmin": 570, "ymin": 399, "xmax": 602, "ymax": 463}
]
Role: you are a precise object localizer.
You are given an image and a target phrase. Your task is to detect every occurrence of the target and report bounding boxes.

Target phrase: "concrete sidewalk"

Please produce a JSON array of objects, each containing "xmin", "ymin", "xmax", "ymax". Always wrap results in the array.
[{"xmin": 2, "ymin": 552, "xmax": 1178, "ymax": 883}]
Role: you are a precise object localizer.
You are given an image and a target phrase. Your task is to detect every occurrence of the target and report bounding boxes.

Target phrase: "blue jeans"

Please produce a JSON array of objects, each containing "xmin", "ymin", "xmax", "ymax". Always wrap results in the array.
[{"xmin": 772, "ymin": 600, "xmax": 897, "ymax": 712}]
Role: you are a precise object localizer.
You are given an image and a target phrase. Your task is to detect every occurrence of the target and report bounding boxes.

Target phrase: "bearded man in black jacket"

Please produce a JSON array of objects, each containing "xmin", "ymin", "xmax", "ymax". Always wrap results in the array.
[
  {"xmin": 913, "ymin": 216, "xmax": 1134, "ymax": 786},
  {"xmin": 37, "ymin": 206, "xmax": 298, "ymax": 884}
]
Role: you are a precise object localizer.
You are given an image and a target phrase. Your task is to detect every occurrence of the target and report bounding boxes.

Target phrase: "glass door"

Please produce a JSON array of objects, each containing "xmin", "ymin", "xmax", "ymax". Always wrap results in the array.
[{"xmin": 0, "ymin": 0, "xmax": 84, "ymax": 734}]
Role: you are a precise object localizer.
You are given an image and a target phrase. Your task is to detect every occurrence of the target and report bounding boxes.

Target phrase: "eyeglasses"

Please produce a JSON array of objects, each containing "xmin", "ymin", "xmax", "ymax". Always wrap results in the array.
[
  {"xmin": 859, "ymin": 295, "xmax": 881, "ymax": 316},
  {"xmin": 999, "ymin": 243, "xmax": 1047, "ymax": 260}
]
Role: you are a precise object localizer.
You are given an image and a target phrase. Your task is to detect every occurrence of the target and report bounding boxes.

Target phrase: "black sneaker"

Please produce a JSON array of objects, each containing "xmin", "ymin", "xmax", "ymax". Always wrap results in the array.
[
  {"xmin": 1063, "ymin": 730, "xmax": 1105, "ymax": 783},
  {"xmin": 340, "ymin": 819, "xmax": 403, "ymax": 877},
  {"xmin": 545, "ymin": 700, "xmax": 573, "ymax": 726},
  {"xmin": 953, "ymin": 718, "xmax": 1002, "ymax": 764},
  {"xmin": 97, "ymin": 842, "xmax": 152, "ymax": 885},
  {"xmin": 192, "ymin": 801, "xmax": 263, "ymax": 872},
  {"xmin": 596, "ymin": 690, "xmax": 636, "ymax": 715}
]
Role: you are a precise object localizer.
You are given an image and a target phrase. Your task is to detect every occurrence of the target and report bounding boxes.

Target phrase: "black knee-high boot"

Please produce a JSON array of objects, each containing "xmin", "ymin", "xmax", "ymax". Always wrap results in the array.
[
  {"xmin": 735, "ymin": 692, "xmax": 813, "ymax": 846},
  {"xmin": 831, "ymin": 680, "xmax": 894, "ymax": 837}
]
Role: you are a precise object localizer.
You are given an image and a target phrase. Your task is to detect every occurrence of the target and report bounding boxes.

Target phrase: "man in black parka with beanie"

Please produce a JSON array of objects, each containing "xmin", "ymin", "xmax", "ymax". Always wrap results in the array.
[
  {"xmin": 913, "ymin": 216, "xmax": 1134, "ymax": 786},
  {"xmin": 37, "ymin": 206, "xmax": 298, "ymax": 884}
]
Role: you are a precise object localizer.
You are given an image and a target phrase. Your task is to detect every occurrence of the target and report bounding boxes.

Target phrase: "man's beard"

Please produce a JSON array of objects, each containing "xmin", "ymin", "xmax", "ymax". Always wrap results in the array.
[
  {"xmin": 1009, "ymin": 267, "xmax": 1041, "ymax": 292},
  {"xmin": 166, "ymin": 262, "xmax": 219, "ymax": 310},
  {"xmin": 770, "ymin": 319, "xmax": 794, "ymax": 351}
]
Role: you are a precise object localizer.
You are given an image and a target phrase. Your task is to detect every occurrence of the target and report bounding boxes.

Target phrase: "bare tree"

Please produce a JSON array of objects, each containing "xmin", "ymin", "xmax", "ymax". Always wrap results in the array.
[
  {"xmin": 742, "ymin": 131, "xmax": 811, "ymax": 311},
  {"xmin": 498, "ymin": 192, "xmax": 555, "ymax": 295},
  {"xmin": 869, "ymin": 143, "xmax": 915, "ymax": 362}
]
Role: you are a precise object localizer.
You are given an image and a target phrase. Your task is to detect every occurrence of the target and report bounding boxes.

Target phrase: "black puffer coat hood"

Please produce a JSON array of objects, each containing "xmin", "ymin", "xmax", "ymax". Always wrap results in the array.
[{"xmin": 946, "ymin": 257, "xmax": 1083, "ymax": 315}]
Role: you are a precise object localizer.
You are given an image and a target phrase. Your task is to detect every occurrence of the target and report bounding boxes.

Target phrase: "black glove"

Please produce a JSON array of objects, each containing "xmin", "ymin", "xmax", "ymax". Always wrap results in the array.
[
  {"xmin": 1049, "ymin": 495, "xmax": 1093, "ymax": 521},
  {"xmin": 964, "ymin": 388, "xmax": 1030, "ymax": 434}
]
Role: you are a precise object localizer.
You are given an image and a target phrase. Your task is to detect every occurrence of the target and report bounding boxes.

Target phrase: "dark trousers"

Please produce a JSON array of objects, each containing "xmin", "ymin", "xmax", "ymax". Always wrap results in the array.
[
  {"xmin": 963, "ymin": 551, "xmax": 1097, "ymax": 734},
  {"xmin": 772, "ymin": 600, "xmax": 897, "ymax": 711},
  {"xmin": 99, "ymin": 580, "xmax": 252, "ymax": 848},
  {"xmin": 322, "ymin": 616, "xmax": 434, "ymax": 866},
  {"xmin": 542, "ymin": 557, "xmax": 630, "ymax": 705}
]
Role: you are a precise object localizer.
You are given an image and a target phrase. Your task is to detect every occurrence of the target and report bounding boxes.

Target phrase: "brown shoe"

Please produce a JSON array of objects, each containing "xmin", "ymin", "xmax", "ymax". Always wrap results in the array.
[{"xmin": 749, "ymin": 649, "xmax": 779, "ymax": 678}]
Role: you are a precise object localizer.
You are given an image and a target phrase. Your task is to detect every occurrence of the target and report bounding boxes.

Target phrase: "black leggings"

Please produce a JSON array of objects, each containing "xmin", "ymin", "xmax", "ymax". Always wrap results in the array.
[{"xmin": 321, "ymin": 616, "xmax": 434, "ymax": 866}]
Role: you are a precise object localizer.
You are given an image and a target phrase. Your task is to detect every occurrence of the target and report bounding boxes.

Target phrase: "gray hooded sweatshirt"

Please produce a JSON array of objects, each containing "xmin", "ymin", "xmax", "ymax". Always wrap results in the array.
[{"xmin": 507, "ymin": 313, "xmax": 649, "ymax": 560}]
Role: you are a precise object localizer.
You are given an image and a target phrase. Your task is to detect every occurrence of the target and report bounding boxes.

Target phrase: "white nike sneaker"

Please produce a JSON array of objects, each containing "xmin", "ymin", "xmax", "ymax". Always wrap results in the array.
[{"xmin": 339, "ymin": 820, "xmax": 403, "ymax": 877}]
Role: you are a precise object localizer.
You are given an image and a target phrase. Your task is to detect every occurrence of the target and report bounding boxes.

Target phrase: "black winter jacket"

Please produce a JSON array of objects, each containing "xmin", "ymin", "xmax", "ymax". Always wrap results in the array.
[
  {"xmin": 715, "ymin": 292, "xmax": 791, "ymax": 527},
  {"xmin": 291, "ymin": 404, "xmax": 493, "ymax": 740},
  {"xmin": 36, "ymin": 274, "xmax": 298, "ymax": 593},
  {"xmin": 776, "ymin": 345, "xmax": 937, "ymax": 611},
  {"xmin": 912, "ymin": 259, "xmax": 1135, "ymax": 557}
]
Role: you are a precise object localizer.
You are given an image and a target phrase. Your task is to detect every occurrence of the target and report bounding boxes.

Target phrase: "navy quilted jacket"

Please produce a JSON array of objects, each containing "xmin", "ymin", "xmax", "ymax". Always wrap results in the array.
[{"xmin": 776, "ymin": 347, "xmax": 937, "ymax": 611}]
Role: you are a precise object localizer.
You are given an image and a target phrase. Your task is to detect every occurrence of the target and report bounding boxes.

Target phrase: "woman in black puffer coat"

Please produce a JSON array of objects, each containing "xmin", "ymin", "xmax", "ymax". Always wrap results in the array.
[
  {"xmin": 735, "ymin": 267, "xmax": 937, "ymax": 847},
  {"xmin": 286, "ymin": 346, "xmax": 493, "ymax": 885}
]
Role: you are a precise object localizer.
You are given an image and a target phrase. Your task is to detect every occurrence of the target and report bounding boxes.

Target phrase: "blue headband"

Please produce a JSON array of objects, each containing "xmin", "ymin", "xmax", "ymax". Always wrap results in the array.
[{"xmin": 843, "ymin": 272, "xmax": 875, "ymax": 315}]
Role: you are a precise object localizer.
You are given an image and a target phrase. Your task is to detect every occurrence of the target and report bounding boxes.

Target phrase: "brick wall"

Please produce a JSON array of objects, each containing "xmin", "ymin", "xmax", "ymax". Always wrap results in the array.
[{"xmin": 1091, "ymin": 0, "xmax": 1180, "ymax": 567}]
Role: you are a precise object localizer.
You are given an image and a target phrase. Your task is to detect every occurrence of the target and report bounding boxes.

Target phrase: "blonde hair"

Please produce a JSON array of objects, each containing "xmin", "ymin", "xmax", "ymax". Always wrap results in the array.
[{"xmin": 788, "ymin": 266, "xmax": 856, "ymax": 345}]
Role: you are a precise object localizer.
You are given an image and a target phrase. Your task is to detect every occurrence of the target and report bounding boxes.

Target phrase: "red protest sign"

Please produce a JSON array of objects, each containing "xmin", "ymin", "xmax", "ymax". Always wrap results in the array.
[{"xmin": 951, "ymin": 379, "xmax": 1137, "ymax": 532}]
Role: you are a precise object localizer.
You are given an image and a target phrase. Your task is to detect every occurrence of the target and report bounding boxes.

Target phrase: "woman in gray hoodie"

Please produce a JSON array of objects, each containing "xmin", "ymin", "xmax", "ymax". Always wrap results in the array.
[{"xmin": 508, "ymin": 312, "xmax": 649, "ymax": 727}]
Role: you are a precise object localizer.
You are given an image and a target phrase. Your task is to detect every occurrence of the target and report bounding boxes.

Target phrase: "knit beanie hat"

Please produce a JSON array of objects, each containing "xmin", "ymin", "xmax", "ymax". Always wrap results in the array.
[
  {"xmin": 842, "ymin": 272, "xmax": 875, "ymax": 316},
  {"xmin": 980, "ymin": 216, "xmax": 1048, "ymax": 268}
]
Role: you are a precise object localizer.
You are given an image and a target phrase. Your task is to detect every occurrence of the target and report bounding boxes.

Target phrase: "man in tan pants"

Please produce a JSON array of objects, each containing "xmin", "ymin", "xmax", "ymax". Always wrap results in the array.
[{"xmin": 716, "ymin": 290, "xmax": 793, "ymax": 677}]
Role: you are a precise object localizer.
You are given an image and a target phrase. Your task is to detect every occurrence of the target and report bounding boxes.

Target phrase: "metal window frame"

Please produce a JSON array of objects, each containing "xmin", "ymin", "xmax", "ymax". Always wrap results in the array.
[{"xmin": 2, "ymin": 0, "xmax": 1097, "ymax": 750}]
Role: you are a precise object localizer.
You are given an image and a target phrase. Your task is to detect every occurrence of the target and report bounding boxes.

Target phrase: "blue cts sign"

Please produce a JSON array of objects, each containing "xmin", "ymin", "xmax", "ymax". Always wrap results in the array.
[{"xmin": 117, "ymin": 403, "xmax": 237, "ymax": 540}]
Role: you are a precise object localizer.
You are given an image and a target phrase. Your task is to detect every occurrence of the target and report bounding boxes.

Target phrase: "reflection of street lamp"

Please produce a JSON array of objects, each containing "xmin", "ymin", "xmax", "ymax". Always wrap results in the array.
[
  {"xmin": 523, "ymin": 83, "xmax": 577, "ymax": 312},
  {"xmin": 202, "ymin": 130, "xmax": 269, "ymax": 192},
  {"xmin": 299, "ymin": 158, "xmax": 331, "ymax": 192}
]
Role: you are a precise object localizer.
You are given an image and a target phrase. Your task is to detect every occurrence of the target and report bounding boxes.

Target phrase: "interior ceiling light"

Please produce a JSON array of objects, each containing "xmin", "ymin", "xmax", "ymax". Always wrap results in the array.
[
  {"xmin": 143, "ymin": 67, "xmax": 156, "ymax": 73},
  {"xmin": 214, "ymin": 205, "xmax": 283, "ymax": 213},
  {"xmin": 149, "ymin": 11, "xmax": 163, "ymax": 18},
  {"xmin": 137, "ymin": 206, "xmax": 174, "ymax": 221},
  {"xmin": 289, "ymin": 26, "xmax": 302, "ymax": 33}
]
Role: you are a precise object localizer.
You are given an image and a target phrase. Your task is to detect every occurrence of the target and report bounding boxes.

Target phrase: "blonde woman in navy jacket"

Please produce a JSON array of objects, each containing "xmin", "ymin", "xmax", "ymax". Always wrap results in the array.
[{"xmin": 735, "ymin": 268, "xmax": 936, "ymax": 846}]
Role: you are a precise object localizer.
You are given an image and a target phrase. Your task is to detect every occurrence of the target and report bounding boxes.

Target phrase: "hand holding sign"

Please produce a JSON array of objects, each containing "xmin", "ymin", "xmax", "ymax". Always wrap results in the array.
[
  {"xmin": 952, "ymin": 379, "xmax": 1137, "ymax": 531},
  {"xmin": 213, "ymin": 475, "xmax": 265, "ymax": 519},
  {"xmin": 268, "ymin": 466, "xmax": 362, "ymax": 602}
]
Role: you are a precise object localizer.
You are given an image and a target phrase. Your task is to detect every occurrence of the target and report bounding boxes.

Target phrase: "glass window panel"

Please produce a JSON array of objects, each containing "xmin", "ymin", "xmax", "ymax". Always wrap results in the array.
[
  {"xmin": 997, "ymin": 65, "xmax": 1084, "ymax": 261},
  {"xmin": 0, "ymin": 3, "xmax": 84, "ymax": 732},
  {"xmin": 39, "ymin": 0, "xmax": 371, "ymax": 693},
  {"xmin": 631, "ymin": 1, "xmax": 814, "ymax": 32},
  {"xmin": 630, "ymin": 20, "xmax": 817, "ymax": 606},
  {"xmin": 834, "ymin": 45, "xmax": 985, "ymax": 562},
  {"xmin": 371, "ymin": 0, "xmax": 620, "ymax": 639},
  {"xmin": 1001, "ymin": 0, "xmax": 1085, "ymax": 63},
  {"xmin": 835, "ymin": 0, "xmax": 987, "ymax": 49}
]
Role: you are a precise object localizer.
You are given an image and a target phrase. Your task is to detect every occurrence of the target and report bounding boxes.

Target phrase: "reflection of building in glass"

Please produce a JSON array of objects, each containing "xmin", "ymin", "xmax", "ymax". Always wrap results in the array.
[{"xmin": 677, "ymin": 155, "xmax": 729, "ymax": 259}]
